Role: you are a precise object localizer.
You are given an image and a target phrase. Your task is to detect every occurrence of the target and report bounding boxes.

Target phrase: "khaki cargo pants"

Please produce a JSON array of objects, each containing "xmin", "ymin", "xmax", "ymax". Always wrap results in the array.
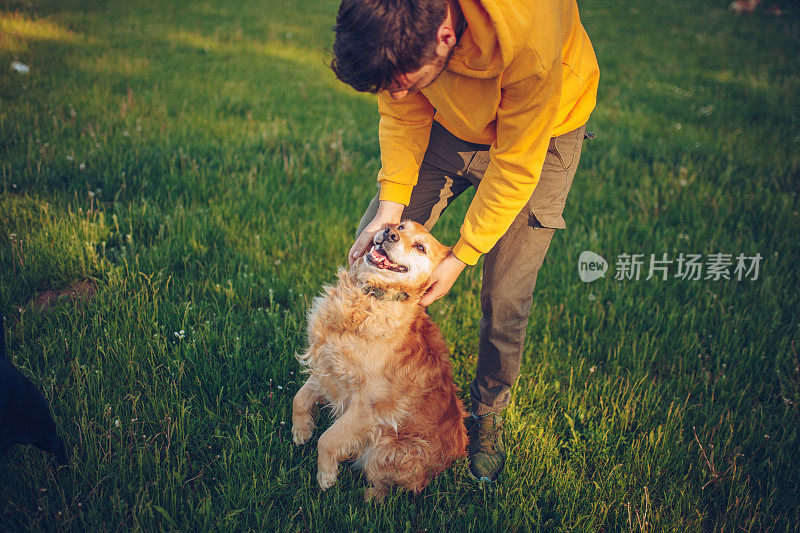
[{"xmin": 357, "ymin": 121, "xmax": 587, "ymax": 416}]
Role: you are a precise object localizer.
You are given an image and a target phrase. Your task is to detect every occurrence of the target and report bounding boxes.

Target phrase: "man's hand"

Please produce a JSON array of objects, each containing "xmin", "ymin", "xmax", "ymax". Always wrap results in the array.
[
  {"xmin": 420, "ymin": 253, "xmax": 467, "ymax": 307},
  {"xmin": 348, "ymin": 200, "xmax": 405, "ymax": 266}
]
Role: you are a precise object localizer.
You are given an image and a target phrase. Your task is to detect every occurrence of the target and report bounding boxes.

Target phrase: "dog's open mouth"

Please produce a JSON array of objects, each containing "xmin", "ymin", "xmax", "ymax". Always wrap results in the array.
[{"xmin": 365, "ymin": 245, "xmax": 408, "ymax": 272}]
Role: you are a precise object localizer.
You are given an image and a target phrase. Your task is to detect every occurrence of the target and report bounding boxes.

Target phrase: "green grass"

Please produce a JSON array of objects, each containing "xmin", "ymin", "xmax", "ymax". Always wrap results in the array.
[{"xmin": 1, "ymin": 0, "xmax": 798, "ymax": 529}]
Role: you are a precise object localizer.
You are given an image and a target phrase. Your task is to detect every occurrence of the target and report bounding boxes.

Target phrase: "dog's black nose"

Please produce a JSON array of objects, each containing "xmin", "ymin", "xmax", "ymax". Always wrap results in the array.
[{"xmin": 385, "ymin": 227, "xmax": 399, "ymax": 243}]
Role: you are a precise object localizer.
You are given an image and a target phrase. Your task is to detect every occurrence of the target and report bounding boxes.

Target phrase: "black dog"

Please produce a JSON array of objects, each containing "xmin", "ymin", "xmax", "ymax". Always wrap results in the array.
[{"xmin": 0, "ymin": 318, "xmax": 67, "ymax": 464}]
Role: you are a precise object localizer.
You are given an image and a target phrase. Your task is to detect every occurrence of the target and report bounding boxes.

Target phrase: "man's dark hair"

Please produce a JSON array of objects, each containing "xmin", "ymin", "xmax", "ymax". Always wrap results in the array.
[{"xmin": 331, "ymin": 0, "xmax": 448, "ymax": 93}]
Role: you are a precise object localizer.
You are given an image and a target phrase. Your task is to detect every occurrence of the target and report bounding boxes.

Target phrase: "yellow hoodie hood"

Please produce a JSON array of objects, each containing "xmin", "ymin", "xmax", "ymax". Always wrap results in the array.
[
  {"xmin": 447, "ymin": 0, "xmax": 509, "ymax": 77},
  {"xmin": 448, "ymin": 0, "xmax": 557, "ymax": 77}
]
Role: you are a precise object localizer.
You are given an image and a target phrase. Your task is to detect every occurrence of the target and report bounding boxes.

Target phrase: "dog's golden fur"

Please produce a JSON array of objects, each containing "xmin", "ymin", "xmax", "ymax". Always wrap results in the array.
[{"xmin": 292, "ymin": 221, "xmax": 467, "ymax": 499}]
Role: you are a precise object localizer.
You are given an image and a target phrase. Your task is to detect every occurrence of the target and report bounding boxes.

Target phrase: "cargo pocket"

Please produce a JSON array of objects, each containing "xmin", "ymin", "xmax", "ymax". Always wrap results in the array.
[{"xmin": 528, "ymin": 125, "xmax": 587, "ymax": 230}]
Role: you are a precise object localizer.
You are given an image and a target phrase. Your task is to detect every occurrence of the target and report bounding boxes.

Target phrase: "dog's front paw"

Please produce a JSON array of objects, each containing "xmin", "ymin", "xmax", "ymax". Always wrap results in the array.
[
  {"xmin": 317, "ymin": 468, "xmax": 337, "ymax": 490},
  {"xmin": 292, "ymin": 411, "xmax": 315, "ymax": 445},
  {"xmin": 292, "ymin": 421, "xmax": 314, "ymax": 445}
]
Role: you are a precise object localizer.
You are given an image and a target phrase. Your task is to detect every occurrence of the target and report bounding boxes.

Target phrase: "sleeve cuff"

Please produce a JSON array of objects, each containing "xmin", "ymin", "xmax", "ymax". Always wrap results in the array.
[
  {"xmin": 452, "ymin": 238, "xmax": 483, "ymax": 266},
  {"xmin": 378, "ymin": 181, "xmax": 414, "ymax": 206}
]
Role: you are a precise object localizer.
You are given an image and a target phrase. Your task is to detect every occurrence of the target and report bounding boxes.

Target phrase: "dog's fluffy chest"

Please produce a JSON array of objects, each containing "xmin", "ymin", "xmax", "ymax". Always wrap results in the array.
[{"xmin": 299, "ymin": 279, "xmax": 413, "ymax": 415}]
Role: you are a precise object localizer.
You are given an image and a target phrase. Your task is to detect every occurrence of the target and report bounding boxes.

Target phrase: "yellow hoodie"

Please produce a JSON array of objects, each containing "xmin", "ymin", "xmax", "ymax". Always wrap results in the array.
[{"xmin": 375, "ymin": 0, "xmax": 600, "ymax": 265}]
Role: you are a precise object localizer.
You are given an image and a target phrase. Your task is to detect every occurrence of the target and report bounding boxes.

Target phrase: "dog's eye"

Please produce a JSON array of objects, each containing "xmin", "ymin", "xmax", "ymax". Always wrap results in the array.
[
  {"xmin": 397, "ymin": 224, "xmax": 404, "ymax": 231},
  {"xmin": 413, "ymin": 243, "xmax": 426, "ymax": 254}
]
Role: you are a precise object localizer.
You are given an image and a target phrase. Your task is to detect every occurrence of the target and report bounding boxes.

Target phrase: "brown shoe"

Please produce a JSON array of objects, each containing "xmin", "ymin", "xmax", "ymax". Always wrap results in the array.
[{"xmin": 466, "ymin": 411, "xmax": 506, "ymax": 482}]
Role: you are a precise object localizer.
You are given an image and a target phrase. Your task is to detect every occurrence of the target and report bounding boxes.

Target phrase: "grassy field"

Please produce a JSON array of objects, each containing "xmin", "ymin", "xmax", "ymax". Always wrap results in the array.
[{"xmin": 1, "ymin": 0, "xmax": 798, "ymax": 529}]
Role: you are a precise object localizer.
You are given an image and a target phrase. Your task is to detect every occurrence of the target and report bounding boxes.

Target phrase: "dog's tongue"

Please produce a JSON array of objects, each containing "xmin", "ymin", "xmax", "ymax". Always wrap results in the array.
[{"xmin": 368, "ymin": 246, "xmax": 392, "ymax": 269}]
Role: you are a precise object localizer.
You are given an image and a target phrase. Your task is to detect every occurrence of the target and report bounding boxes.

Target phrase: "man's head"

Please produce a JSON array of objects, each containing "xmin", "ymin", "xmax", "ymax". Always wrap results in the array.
[{"xmin": 331, "ymin": 0, "xmax": 460, "ymax": 99}]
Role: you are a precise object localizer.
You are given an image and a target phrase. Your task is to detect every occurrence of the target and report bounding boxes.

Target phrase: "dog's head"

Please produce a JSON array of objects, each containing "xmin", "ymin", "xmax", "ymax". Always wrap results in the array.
[{"xmin": 354, "ymin": 220, "xmax": 450, "ymax": 294}]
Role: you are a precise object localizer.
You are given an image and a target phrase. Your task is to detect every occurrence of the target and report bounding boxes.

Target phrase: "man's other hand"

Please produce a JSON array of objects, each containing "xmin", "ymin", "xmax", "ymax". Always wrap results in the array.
[{"xmin": 420, "ymin": 253, "xmax": 467, "ymax": 307}]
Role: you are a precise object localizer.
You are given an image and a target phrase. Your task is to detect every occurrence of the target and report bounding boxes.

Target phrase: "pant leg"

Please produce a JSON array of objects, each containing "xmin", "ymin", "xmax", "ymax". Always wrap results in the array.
[{"xmin": 470, "ymin": 124, "xmax": 588, "ymax": 415}]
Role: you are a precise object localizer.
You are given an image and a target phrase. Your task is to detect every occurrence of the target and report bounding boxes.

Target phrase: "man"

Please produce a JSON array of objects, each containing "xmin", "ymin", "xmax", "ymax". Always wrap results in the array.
[{"xmin": 331, "ymin": 0, "xmax": 599, "ymax": 482}]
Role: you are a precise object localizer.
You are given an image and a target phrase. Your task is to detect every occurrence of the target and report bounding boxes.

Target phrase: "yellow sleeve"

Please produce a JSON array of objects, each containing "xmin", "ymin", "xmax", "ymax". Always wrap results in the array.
[
  {"xmin": 376, "ymin": 91, "xmax": 435, "ymax": 206},
  {"xmin": 452, "ymin": 60, "xmax": 562, "ymax": 265}
]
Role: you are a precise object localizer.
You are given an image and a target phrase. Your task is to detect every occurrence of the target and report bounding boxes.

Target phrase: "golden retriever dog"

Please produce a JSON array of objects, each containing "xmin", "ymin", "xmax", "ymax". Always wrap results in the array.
[{"xmin": 292, "ymin": 220, "xmax": 467, "ymax": 499}]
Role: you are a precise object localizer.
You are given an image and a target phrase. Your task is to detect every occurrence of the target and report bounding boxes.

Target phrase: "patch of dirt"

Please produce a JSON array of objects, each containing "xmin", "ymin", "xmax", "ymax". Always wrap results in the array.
[{"xmin": 29, "ymin": 280, "xmax": 96, "ymax": 311}]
